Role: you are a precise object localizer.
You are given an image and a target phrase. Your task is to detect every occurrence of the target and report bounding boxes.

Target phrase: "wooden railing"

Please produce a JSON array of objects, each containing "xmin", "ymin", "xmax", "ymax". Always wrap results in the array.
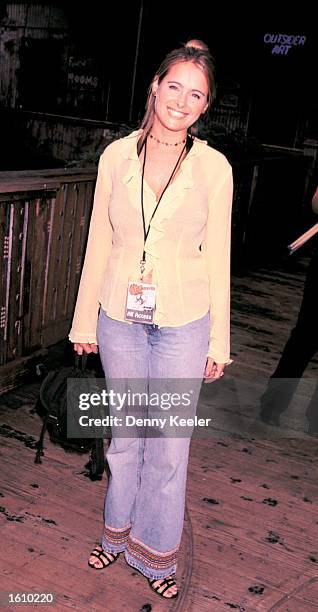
[{"xmin": 0, "ymin": 168, "xmax": 96, "ymax": 393}]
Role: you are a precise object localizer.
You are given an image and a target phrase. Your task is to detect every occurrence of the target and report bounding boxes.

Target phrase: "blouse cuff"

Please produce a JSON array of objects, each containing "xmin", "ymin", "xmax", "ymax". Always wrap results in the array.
[
  {"xmin": 68, "ymin": 331, "xmax": 98, "ymax": 345},
  {"xmin": 207, "ymin": 350, "xmax": 233, "ymax": 366}
]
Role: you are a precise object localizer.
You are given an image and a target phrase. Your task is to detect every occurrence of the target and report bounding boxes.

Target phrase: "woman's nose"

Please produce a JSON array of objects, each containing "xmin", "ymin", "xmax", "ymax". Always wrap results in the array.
[{"xmin": 176, "ymin": 92, "xmax": 186, "ymax": 107}]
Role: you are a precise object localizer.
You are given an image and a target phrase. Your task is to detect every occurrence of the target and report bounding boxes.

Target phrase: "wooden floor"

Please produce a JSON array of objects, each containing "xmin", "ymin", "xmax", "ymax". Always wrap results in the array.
[{"xmin": 1, "ymin": 255, "xmax": 318, "ymax": 612}]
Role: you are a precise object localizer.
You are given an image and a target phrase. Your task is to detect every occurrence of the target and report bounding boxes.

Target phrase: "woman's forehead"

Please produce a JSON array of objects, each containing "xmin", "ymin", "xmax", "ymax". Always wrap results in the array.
[{"xmin": 163, "ymin": 61, "xmax": 208, "ymax": 90}]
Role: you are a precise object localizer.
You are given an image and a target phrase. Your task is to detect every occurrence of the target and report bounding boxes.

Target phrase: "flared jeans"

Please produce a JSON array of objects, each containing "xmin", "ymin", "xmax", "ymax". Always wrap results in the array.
[{"xmin": 96, "ymin": 309, "xmax": 209, "ymax": 579}]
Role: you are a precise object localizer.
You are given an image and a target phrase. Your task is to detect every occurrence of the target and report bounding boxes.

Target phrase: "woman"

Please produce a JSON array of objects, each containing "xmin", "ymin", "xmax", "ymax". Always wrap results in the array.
[{"xmin": 69, "ymin": 39, "xmax": 233, "ymax": 599}]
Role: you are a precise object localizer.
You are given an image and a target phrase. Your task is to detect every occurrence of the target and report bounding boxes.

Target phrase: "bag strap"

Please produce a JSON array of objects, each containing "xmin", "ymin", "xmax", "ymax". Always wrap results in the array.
[
  {"xmin": 34, "ymin": 409, "xmax": 49, "ymax": 464},
  {"xmin": 75, "ymin": 353, "xmax": 88, "ymax": 371}
]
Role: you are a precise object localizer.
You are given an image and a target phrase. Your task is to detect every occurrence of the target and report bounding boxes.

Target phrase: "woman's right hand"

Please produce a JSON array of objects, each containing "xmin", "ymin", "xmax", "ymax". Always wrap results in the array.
[{"xmin": 74, "ymin": 342, "xmax": 98, "ymax": 355}]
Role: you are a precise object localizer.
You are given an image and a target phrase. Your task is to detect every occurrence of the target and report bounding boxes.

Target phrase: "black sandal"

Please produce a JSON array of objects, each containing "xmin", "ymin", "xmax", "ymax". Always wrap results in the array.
[
  {"xmin": 148, "ymin": 576, "xmax": 178, "ymax": 599},
  {"xmin": 88, "ymin": 545, "xmax": 120, "ymax": 569}
]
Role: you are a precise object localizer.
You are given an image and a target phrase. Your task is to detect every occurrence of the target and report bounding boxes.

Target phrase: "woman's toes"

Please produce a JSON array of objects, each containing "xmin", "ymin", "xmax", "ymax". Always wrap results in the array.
[
  {"xmin": 89, "ymin": 556, "xmax": 102, "ymax": 568},
  {"xmin": 152, "ymin": 578, "xmax": 177, "ymax": 598},
  {"xmin": 166, "ymin": 585, "xmax": 178, "ymax": 597}
]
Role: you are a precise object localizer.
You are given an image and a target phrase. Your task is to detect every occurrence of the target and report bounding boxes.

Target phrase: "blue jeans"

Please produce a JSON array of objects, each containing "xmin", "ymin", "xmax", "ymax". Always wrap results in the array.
[{"xmin": 96, "ymin": 309, "xmax": 209, "ymax": 579}]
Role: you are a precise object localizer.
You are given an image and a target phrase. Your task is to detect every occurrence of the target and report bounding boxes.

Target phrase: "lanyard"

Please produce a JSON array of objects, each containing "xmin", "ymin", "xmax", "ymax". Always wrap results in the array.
[{"xmin": 140, "ymin": 136, "xmax": 187, "ymax": 275}]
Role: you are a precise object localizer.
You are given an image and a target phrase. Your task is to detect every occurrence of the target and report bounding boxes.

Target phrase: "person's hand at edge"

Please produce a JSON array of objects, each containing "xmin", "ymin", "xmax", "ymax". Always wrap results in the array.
[
  {"xmin": 74, "ymin": 342, "xmax": 98, "ymax": 355},
  {"xmin": 204, "ymin": 357, "xmax": 225, "ymax": 383}
]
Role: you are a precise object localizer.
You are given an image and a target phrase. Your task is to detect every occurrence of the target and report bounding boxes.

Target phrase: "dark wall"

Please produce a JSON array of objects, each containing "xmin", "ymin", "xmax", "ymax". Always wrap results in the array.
[{"xmin": 1, "ymin": 2, "xmax": 316, "ymax": 146}]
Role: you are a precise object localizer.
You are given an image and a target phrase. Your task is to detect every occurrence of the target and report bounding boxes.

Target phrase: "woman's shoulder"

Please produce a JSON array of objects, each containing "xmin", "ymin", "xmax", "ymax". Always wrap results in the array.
[
  {"xmin": 193, "ymin": 136, "xmax": 232, "ymax": 172},
  {"xmin": 100, "ymin": 130, "xmax": 141, "ymax": 163}
]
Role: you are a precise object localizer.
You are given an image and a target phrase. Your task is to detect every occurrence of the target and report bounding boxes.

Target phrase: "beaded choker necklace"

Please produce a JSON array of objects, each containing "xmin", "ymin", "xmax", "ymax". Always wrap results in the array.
[{"xmin": 149, "ymin": 133, "xmax": 186, "ymax": 147}]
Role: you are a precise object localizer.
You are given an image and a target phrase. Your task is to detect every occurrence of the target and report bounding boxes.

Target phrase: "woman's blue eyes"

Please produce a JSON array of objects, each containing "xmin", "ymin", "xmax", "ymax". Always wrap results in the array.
[{"xmin": 168, "ymin": 85, "xmax": 201, "ymax": 99}]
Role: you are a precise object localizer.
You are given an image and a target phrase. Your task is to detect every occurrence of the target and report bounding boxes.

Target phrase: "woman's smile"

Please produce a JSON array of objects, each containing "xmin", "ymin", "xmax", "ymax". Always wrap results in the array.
[{"xmin": 167, "ymin": 107, "xmax": 189, "ymax": 118}]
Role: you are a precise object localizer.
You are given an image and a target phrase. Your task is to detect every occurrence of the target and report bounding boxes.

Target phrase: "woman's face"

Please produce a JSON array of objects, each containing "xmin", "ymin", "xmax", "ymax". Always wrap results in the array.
[{"xmin": 152, "ymin": 61, "xmax": 209, "ymax": 134}]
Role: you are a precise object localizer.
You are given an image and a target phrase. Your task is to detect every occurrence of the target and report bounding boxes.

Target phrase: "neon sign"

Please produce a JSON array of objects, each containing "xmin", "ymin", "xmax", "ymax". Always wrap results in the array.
[{"xmin": 264, "ymin": 33, "xmax": 306, "ymax": 55}]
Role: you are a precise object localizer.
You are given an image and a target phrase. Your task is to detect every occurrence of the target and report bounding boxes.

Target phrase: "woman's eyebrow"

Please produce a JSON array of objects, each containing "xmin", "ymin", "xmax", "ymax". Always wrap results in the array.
[{"xmin": 167, "ymin": 80, "xmax": 205, "ymax": 95}]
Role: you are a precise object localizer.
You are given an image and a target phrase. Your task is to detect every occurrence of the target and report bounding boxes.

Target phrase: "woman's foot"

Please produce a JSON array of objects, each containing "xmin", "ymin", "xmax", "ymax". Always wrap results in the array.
[
  {"xmin": 88, "ymin": 545, "xmax": 120, "ymax": 569},
  {"xmin": 148, "ymin": 576, "xmax": 178, "ymax": 599}
]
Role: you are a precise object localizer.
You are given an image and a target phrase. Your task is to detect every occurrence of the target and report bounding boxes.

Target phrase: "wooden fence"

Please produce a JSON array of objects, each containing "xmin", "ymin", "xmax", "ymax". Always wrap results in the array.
[{"xmin": 0, "ymin": 168, "xmax": 96, "ymax": 393}]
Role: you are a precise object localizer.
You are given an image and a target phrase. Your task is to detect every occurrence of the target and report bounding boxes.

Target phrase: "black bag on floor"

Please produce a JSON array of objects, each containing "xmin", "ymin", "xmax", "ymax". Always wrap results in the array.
[{"xmin": 34, "ymin": 354, "xmax": 105, "ymax": 481}]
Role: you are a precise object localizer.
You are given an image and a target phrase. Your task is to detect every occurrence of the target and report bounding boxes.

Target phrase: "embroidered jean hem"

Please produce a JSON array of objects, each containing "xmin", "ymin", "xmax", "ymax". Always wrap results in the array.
[
  {"xmin": 101, "ymin": 536, "xmax": 127, "ymax": 555},
  {"xmin": 102, "ymin": 523, "xmax": 131, "ymax": 554},
  {"xmin": 102, "ymin": 527, "xmax": 179, "ymax": 579},
  {"xmin": 124, "ymin": 549, "xmax": 177, "ymax": 580}
]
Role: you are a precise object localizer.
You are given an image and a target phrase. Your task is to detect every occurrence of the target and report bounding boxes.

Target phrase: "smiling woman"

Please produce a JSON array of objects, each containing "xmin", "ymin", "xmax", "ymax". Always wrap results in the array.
[
  {"xmin": 69, "ymin": 38, "xmax": 233, "ymax": 601},
  {"xmin": 139, "ymin": 60, "xmax": 210, "ymax": 202},
  {"xmin": 138, "ymin": 38, "xmax": 215, "ymax": 154},
  {"xmin": 151, "ymin": 61, "xmax": 208, "ymax": 133}
]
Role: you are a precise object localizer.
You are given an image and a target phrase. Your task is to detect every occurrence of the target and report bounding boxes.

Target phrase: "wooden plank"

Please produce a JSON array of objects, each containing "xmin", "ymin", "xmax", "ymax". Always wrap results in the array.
[
  {"xmin": 0, "ymin": 168, "xmax": 96, "ymax": 193},
  {"xmin": 0, "ymin": 200, "xmax": 9, "ymax": 365},
  {"xmin": 42, "ymin": 187, "xmax": 63, "ymax": 324},
  {"xmin": 23, "ymin": 197, "xmax": 48, "ymax": 351},
  {"xmin": 61, "ymin": 182, "xmax": 78, "ymax": 317},
  {"xmin": 0, "ymin": 349, "xmax": 47, "ymax": 395},
  {"xmin": 66, "ymin": 181, "xmax": 94, "ymax": 316},
  {"xmin": 55, "ymin": 183, "xmax": 74, "ymax": 319},
  {"xmin": 5, "ymin": 200, "xmax": 24, "ymax": 361}
]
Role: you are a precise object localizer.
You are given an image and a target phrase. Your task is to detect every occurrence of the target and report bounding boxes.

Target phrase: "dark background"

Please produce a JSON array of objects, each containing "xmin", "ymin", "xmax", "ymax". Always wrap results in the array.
[
  {"xmin": 4, "ymin": 1, "xmax": 316, "ymax": 148},
  {"xmin": 61, "ymin": 2, "xmax": 317, "ymax": 143}
]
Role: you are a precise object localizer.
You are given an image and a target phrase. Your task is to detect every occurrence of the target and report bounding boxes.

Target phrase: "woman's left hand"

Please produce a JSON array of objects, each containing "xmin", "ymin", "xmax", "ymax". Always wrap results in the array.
[{"xmin": 204, "ymin": 358, "xmax": 225, "ymax": 383}]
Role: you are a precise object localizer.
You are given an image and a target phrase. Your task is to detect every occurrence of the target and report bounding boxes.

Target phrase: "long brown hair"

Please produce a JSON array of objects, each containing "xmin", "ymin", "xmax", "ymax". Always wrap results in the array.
[{"xmin": 137, "ymin": 39, "xmax": 215, "ymax": 154}]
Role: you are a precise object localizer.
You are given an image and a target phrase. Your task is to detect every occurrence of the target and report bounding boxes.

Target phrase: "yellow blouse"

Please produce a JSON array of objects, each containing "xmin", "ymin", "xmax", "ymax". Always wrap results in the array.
[{"xmin": 69, "ymin": 130, "xmax": 233, "ymax": 363}]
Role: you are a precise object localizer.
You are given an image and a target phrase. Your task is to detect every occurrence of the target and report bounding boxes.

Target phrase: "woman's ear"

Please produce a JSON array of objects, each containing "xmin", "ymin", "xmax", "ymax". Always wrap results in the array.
[{"xmin": 152, "ymin": 76, "xmax": 159, "ymax": 97}]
